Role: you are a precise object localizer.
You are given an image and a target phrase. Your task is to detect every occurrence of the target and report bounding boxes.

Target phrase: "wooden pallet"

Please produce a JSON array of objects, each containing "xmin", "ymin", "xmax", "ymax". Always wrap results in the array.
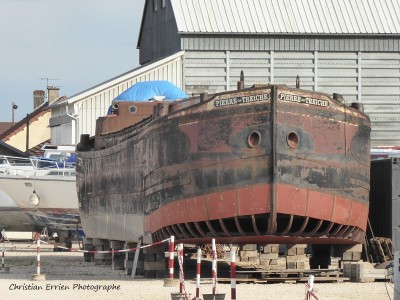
[
  {"xmin": 369, "ymin": 237, "xmax": 394, "ymax": 263},
  {"xmin": 207, "ymin": 276, "xmax": 349, "ymax": 284},
  {"xmin": 228, "ymin": 269, "xmax": 349, "ymax": 283}
]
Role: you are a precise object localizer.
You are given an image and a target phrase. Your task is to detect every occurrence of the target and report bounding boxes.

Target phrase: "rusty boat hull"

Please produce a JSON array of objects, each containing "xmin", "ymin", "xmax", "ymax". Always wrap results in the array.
[{"xmin": 76, "ymin": 84, "xmax": 370, "ymax": 245}]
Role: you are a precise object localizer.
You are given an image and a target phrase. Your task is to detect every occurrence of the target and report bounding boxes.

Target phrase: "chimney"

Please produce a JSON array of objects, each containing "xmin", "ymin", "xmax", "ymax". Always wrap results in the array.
[
  {"xmin": 47, "ymin": 86, "xmax": 60, "ymax": 104},
  {"xmin": 33, "ymin": 90, "xmax": 46, "ymax": 109}
]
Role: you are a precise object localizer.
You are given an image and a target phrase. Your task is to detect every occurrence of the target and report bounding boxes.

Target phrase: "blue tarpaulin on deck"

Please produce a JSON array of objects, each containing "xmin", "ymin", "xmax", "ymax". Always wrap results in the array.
[
  {"xmin": 115, "ymin": 80, "xmax": 187, "ymax": 101},
  {"xmin": 108, "ymin": 81, "xmax": 188, "ymax": 114}
]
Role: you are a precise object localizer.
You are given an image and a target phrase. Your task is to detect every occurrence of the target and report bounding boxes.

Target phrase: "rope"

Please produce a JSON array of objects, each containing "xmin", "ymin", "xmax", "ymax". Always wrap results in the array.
[
  {"xmin": 56, "ymin": 237, "xmax": 171, "ymax": 253},
  {"xmin": 32, "ymin": 233, "xmax": 170, "ymax": 254},
  {"xmin": 177, "ymin": 244, "xmax": 189, "ymax": 300},
  {"xmin": 305, "ymin": 283, "xmax": 319, "ymax": 300},
  {"xmin": 0, "ymin": 230, "xmax": 17, "ymax": 248}
]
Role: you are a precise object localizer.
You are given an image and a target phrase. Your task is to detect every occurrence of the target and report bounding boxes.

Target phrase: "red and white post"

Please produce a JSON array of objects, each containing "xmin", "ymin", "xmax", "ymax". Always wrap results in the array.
[
  {"xmin": 230, "ymin": 250, "xmax": 236, "ymax": 300},
  {"xmin": 36, "ymin": 238, "xmax": 41, "ymax": 275},
  {"xmin": 212, "ymin": 238, "xmax": 217, "ymax": 295},
  {"xmin": 179, "ymin": 243, "xmax": 184, "ymax": 293},
  {"xmin": 168, "ymin": 236, "xmax": 175, "ymax": 279},
  {"xmin": 195, "ymin": 247, "xmax": 202, "ymax": 300},
  {"xmin": 31, "ymin": 234, "xmax": 45, "ymax": 280}
]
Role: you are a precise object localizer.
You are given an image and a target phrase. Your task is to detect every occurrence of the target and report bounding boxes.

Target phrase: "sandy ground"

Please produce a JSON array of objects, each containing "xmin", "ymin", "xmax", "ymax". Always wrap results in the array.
[{"xmin": 0, "ymin": 242, "xmax": 395, "ymax": 300}]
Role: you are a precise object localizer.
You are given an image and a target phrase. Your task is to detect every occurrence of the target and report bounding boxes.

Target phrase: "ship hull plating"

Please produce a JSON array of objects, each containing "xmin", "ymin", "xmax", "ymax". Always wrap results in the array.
[{"xmin": 77, "ymin": 85, "xmax": 370, "ymax": 245}]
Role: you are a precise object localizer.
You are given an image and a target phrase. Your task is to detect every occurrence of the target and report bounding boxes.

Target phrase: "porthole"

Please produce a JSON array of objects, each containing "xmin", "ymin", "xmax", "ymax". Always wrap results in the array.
[
  {"xmin": 287, "ymin": 132, "xmax": 299, "ymax": 149},
  {"xmin": 247, "ymin": 131, "xmax": 261, "ymax": 148},
  {"xmin": 129, "ymin": 105, "xmax": 137, "ymax": 114}
]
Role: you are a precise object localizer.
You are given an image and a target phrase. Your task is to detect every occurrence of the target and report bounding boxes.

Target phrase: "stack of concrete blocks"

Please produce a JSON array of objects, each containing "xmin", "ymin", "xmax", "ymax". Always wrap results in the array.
[
  {"xmin": 286, "ymin": 244, "xmax": 309, "ymax": 270},
  {"xmin": 238, "ymin": 244, "xmax": 259, "ymax": 263},
  {"xmin": 83, "ymin": 237, "xmax": 95, "ymax": 262},
  {"xmin": 124, "ymin": 242, "xmax": 144, "ymax": 276},
  {"xmin": 110, "ymin": 240, "xmax": 125, "ymax": 271},
  {"xmin": 93, "ymin": 239, "xmax": 112, "ymax": 265},
  {"xmin": 342, "ymin": 261, "xmax": 385, "ymax": 282},
  {"xmin": 340, "ymin": 244, "xmax": 364, "ymax": 281},
  {"xmin": 340, "ymin": 244, "xmax": 363, "ymax": 268},
  {"xmin": 143, "ymin": 243, "xmax": 167, "ymax": 278},
  {"xmin": 259, "ymin": 244, "xmax": 281, "ymax": 269}
]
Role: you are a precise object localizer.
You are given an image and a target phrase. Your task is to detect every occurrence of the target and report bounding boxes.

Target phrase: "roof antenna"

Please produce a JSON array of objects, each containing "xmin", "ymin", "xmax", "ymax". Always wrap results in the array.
[
  {"xmin": 38, "ymin": 77, "xmax": 59, "ymax": 88},
  {"xmin": 296, "ymin": 75, "xmax": 300, "ymax": 89}
]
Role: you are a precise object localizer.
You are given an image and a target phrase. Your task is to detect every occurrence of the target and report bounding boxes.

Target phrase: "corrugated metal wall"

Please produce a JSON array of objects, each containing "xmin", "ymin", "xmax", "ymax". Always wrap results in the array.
[
  {"xmin": 181, "ymin": 36, "xmax": 400, "ymax": 52},
  {"xmin": 362, "ymin": 53, "xmax": 400, "ymax": 144},
  {"xmin": 184, "ymin": 50, "xmax": 400, "ymax": 146}
]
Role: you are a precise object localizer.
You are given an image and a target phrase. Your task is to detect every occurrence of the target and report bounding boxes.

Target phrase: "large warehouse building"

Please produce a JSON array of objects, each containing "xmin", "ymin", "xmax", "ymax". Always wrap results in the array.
[{"xmin": 50, "ymin": 0, "xmax": 400, "ymax": 147}]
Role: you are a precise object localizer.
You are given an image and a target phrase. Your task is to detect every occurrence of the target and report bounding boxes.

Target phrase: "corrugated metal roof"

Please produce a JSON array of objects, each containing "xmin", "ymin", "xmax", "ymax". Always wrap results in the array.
[{"xmin": 171, "ymin": 0, "xmax": 400, "ymax": 34}]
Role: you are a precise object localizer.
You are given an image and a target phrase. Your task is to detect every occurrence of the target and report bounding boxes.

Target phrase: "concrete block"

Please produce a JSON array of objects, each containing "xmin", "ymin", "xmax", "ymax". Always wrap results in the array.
[
  {"xmin": 287, "ymin": 247, "xmax": 297, "ymax": 256},
  {"xmin": 248, "ymin": 257, "xmax": 259, "ymax": 263},
  {"xmin": 239, "ymin": 250, "xmax": 258, "ymax": 260},
  {"xmin": 287, "ymin": 244, "xmax": 306, "ymax": 256},
  {"xmin": 352, "ymin": 252, "xmax": 362, "ymax": 261},
  {"xmin": 260, "ymin": 253, "xmax": 279, "ymax": 260},
  {"xmin": 240, "ymin": 244, "xmax": 257, "ymax": 251},
  {"xmin": 262, "ymin": 244, "xmax": 279, "ymax": 254},
  {"xmin": 269, "ymin": 259, "xmax": 278, "ymax": 265},
  {"xmin": 296, "ymin": 247, "xmax": 305, "ymax": 255},
  {"xmin": 287, "ymin": 261, "xmax": 305, "ymax": 269},
  {"xmin": 286, "ymin": 255, "xmax": 307, "ymax": 263},
  {"xmin": 343, "ymin": 261, "xmax": 381, "ymax": 282},
  {"xmin": 342, "ymin": 252, "xmax": 353, "ymax": 261},
  {"xmin": 260, "ymin": 259, "xmax": 271, "ymax": 266},
  {"xmin": 346, "ymin": 244, "xmax": 363, "ymax": 252}
]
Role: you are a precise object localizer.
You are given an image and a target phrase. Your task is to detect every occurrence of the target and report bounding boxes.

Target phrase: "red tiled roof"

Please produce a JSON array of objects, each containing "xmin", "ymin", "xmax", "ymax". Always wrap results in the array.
[{"xmin": 0, "ymin": 122, "xmax": 13, "ymax": 135}]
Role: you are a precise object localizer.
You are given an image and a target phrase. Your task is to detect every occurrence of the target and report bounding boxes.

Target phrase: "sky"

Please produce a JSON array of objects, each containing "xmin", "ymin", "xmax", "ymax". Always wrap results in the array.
[{"xmin": 0, "ymin": 0, "xmax": 143, "ymax": 122}]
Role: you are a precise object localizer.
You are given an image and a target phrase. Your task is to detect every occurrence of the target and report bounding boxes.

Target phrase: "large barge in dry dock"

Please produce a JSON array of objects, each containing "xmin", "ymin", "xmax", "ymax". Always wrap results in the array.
[{"xmin": 76, "ymin": 77, "xmax": 370, "ymax": 246}]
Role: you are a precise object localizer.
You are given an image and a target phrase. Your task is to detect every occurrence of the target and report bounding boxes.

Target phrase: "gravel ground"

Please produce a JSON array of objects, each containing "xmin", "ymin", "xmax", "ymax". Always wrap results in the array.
[{"xmin": 0, "ymin": 242, "xmax": 395, "ymax": 300}]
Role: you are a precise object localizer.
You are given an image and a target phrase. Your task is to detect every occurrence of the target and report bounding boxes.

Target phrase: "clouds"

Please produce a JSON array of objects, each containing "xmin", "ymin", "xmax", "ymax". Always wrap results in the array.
[{"xmin": 0, "ymin": 0, "xmax": 143, "ymax": 122}]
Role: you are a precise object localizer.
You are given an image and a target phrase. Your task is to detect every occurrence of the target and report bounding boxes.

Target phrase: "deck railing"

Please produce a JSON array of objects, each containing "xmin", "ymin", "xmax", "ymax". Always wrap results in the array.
[{"xmin": 0, "ymin": 155, "xmax": 75, "ymax": 177}]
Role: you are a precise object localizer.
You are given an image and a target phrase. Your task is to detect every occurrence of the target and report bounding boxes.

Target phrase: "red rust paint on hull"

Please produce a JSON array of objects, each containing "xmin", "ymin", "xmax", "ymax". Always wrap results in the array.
[
  {"xmin": 77, "ymin": 83, "xmax": 371, "ymax": 245},
  {"xmin": 145, "ymin": 183, "xmax": 368, "ymax": 245}
]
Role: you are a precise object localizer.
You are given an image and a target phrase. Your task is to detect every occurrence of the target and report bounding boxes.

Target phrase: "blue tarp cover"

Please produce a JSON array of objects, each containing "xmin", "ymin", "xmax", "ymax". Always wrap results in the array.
[
  {"xmin": 115, "ymin": 80, "xmax": 187, "ymax": 101},
  {"xmin": 108, "ymin": 81, "xmax": 188, "ymax": 114}
]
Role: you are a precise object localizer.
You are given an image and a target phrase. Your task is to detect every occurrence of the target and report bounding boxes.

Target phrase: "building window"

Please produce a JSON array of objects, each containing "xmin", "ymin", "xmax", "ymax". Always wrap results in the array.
[
  {"xmin": 161, "ymin": 0, "xmax": 166, "ymax": 8},
  {"xmin": 153, "ymin": 0, "xmax": 158, "ymax": 11}
]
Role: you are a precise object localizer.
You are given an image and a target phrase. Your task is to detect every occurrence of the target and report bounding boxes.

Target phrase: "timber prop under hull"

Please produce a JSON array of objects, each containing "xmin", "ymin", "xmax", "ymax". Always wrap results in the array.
[{"xmin": 77, "ymin": 83, "xmax": 370, "ymax": 245}]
